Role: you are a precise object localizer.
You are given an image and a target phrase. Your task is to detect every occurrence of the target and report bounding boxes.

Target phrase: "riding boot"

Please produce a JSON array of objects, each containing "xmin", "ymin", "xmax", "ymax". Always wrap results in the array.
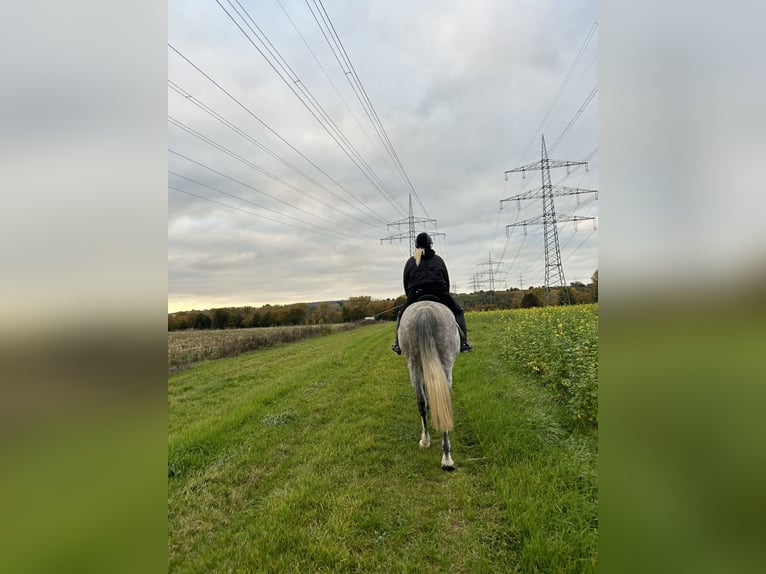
[
  {"xmin": 391, "ymin": 310, "xmax": 402, "ymax": 355},
  {"xmin": 455, "ymin": 311, "xmax": 473, "ymax": 352}
]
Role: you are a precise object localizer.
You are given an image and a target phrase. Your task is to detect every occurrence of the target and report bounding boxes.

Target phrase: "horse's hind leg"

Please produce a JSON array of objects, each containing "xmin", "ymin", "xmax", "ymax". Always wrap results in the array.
[
  {"xmin": 441, "ymin": 431, "xmax": 455, "ymax": 471},
  {"xmin": 416, "ymin": 385, "xmax": 430, "ymax": 448}
]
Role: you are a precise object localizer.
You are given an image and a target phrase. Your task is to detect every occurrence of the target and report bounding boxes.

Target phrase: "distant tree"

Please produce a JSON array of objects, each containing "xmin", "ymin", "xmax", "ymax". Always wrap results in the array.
[
  {"xmin": 168, "ymin": 314, "xmax": 191, "ymax": 331},
  {"xmin": 558, "ymin": 287, "xmax": 573, "ymax": 306},
  {"xmin": 342, "ymin": 296, "xmax": 371, "ymax": 322},
  {"xmin": 286, "ymin": 303, "xmax": 310, "ymax": 325},
  {"xmin": 312, "ymin": 301, "xmax": 342, "ymax": 324},
  {"xmin": 193, "ymin": 312, "xmax": 212, "ymax": 329},
  {"xmin": 229, "ymin": 310, "xmax": 244, "ymax": 328},
  {"xmin": 258, "ymin": 306, "xmax": 273, "ymax": 327},
  {"xmin": 212, "ymin": 308, "xmax": 230, "ymax": 329},
  {"xmin": 591, "ymin": 269, "xmax": 598, "ymax": 302},
  {"xmin": 521, "ymin": 291, "xmax": 540, "ymax": 308},
  {"xmin": 270, "ymin": 305, "xmax": 289, "ymax": 325}
]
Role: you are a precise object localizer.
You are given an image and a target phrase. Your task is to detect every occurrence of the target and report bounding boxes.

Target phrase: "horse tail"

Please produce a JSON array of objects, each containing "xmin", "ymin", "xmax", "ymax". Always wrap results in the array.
[{"xmin": 416, "ymin": 307, "xmax": 453, "ymax": 432}]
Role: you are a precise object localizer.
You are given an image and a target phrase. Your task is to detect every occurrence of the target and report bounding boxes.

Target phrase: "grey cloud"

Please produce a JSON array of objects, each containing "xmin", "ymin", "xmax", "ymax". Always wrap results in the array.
[{"xmin": 168, "ymin": 0, "xmax": 599, "ymax": 310}]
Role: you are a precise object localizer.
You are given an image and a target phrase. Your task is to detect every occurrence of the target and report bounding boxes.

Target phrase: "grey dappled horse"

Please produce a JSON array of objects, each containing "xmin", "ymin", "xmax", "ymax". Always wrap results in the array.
[{"xmin": 398, "ymin": 301, "xmax": 461, "ymax": 471}]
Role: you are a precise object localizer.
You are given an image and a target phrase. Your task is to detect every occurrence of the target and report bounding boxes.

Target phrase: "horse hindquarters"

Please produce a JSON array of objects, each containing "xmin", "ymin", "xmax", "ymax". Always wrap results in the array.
[
  {"xmin": 400, "ymin": 301, "xmax": 458, "ymax": 469},
  {"xmin": 416, "ymin": 310, "xmax": 453, "ymax": 432}
]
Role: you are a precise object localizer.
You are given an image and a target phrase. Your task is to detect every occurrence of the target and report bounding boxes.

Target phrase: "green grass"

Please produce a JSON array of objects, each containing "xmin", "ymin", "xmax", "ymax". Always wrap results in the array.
[{"xmin": 169, "ymin": 313, "xmax": 597, "ymax": 572}]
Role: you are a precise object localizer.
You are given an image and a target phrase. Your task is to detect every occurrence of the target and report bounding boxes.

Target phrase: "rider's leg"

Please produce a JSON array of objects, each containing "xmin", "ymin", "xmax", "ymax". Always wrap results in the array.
[
  {"xmin": 392, "ymin": 294, "xmax": 419, "ymax": 354},
  {"xmin": 454, "ymin": 309, "xmax": 473, "ymax": 352},
  {"xmin": 439, "ymin": 291, "xmax": 473, "ymax": 352},
  {"xmin": 391, "ymin": 309, "xmax": 403, "ymax": 354}
]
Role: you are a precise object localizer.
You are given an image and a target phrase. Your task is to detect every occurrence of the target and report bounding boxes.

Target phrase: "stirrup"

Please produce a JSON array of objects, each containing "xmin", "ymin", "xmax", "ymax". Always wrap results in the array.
[
  {"xmin": 391, "ymin": 342, "xmax": 402, "ymax": 355},
  {"xmin": 460, "ymin": 341, "xmax": 474, "ymax": 353}
]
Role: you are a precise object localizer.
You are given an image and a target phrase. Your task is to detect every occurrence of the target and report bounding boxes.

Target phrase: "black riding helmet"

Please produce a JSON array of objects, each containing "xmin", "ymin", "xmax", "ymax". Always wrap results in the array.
[{"xmin": 415, "ymin": 232, "xmax": 432, "ymax": 249}]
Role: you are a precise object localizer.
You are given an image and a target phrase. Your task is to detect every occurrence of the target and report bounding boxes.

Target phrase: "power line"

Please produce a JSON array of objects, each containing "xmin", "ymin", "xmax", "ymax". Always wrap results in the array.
[
  {"xmin": 514, "ymin": 18, "xmax": 598, "ymax": 164},
  {"xmin": 169, "ymin": 170, "xmax": 376, "ymax": 242},
  {"xmin": 504, "ymin": 231, "xmax": 529, "ymax": 275},
  {"xmin": 496, "ymin": 19, "xmax": 599, "ymax": 240},
  {"xmin": 169, "ymin": 185, "xmax": 371, "ymax": 242},
  {"xmin": 168, "ymin": 43, "xmax": 390, "ymax": 226},
  {"xmin": 563, "ymin": 228, "xmax": 597, "ymax": 264},
  {"xmin": 168, "ymin": 80, "xmax": 384, "ymax": 230},
  {"xmin": 213, "ymin": 0, "xmax": 407, "ymax": 217},
  {"xmin": 274, "ymin": 0, "xmax": 402, "ymax": 188},
  {"xmin": 511, "ymin": 208, "xmax": 597, "ymax": 288},
  {"xmin": 167, "ymin": 145, "xmax": 378, "ymax": 241},
  {"xmin": 544, "ymin": 53, "xmax": 598, "ymax": 145},
  {"xmin": 550, "ymin": 84, "xmax": 598, "ymax": 153},
  {"xmin": 169, "ymin": 177, "xmax": 331, "ymax": 236},
  {"xmin": 167, "ymin": 112, "xmax": 382, "ymax": 236},
  {"xmin": 306, "ymin": 0, "xmax": 430, "ymax": 218}
]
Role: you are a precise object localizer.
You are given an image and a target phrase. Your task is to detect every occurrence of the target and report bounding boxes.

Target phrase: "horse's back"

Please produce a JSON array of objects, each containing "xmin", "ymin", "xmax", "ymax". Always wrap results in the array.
[
  {"xmin": 399, "ymin": 301, "xmax": 459, "ymax": 362},
  {"xmin": 401, "ymin": 300, "xmax": 454, "ymax": 326}
]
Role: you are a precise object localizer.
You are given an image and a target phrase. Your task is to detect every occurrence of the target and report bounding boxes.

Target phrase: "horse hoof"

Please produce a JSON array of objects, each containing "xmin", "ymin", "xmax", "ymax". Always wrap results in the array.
[
  {"xmin": 441, "ymin": 464, "xmax": 456, "ymax": 472},
  {"xmin": 419, "ymin": 440, "xmax": 430, "ymax": 448}
]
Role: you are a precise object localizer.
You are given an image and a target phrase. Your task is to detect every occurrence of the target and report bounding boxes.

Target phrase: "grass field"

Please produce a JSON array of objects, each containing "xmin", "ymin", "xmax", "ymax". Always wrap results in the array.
[{"xmin": 168, "ymin": 309, "xmax": 598, "ymax": 572}]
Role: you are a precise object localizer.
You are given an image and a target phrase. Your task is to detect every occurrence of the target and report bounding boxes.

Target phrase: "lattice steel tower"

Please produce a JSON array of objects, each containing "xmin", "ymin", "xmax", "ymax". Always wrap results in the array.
[
  {"xmin": 381, "ymin": 193, "xmax": 443, "ymax": 254},
  {"xmin": 477, "ymin": 252, "xmax": 502, "ymax": 292},
  {"xmin": 503, "ymin": 136, "xmax": 597, "ymax": 305}
]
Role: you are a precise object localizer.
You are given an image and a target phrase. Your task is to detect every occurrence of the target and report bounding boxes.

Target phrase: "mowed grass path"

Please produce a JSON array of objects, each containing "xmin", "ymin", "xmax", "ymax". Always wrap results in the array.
[{"xmin": 168, "ymin": 313, "xmax": 597, "ymax": 572}]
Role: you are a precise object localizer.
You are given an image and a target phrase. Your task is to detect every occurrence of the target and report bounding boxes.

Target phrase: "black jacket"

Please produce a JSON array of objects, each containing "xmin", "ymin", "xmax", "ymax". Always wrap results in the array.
[{"xmin": 402, "ymin": 249, "xmax": 450, "ymax": 296}]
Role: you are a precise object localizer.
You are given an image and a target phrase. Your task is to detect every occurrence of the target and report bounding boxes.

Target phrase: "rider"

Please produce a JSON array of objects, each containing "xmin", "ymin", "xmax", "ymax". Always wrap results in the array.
[{"xmin": 391, "ymin": 232, "xmax": 473, "ymax": 355}]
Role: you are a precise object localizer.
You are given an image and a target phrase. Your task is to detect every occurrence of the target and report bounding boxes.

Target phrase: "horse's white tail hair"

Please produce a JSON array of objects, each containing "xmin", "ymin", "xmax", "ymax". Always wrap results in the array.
[{"xmin": 416, "ymin": 307, "xmax": 453, "ymax": 431}]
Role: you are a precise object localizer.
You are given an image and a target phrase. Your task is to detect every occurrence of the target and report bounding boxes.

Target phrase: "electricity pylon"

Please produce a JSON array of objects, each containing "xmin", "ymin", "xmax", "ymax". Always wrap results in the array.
[
  {"xmin": 381, "ymin": 193, "xmax": 443, "ymax": 254},
  {"xmin": 477, "ymin": 252, "xmax": 502, "ymax": 292},
  {"xmin": 503, "ymin": 135, "xmax": 597, "ymax": 305}
]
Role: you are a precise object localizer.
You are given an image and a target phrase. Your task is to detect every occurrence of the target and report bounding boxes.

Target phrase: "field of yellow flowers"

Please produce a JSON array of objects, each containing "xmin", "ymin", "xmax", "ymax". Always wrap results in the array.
[{"xmin": 499, "ymin": 304, "xmax": 598, "ymax": 427}]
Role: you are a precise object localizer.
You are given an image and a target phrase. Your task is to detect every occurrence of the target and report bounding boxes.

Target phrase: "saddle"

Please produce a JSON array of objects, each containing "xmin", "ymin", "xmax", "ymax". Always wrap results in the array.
[
  {"xmin": 392, "ymin": 291, "xmax": 473, "ymax": 354},
  {"xmin": 414, "ymin": 292, "xmax": 442, "ymax": 304}
]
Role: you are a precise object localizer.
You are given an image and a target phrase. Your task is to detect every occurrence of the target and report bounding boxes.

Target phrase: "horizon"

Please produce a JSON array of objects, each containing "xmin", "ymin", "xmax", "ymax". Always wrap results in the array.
[{"xmin": 167, "ymin": 276, "xmax": 597, "ymax": 315}]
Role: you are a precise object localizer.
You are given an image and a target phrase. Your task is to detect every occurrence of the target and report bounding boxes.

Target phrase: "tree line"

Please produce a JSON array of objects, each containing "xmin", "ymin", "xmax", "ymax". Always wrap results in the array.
[
  {"xmin": 459, "ymin": 269, "xmax": 597, "ymax": 311},
  {"xmin": 168, "ymin": 271, "xmax": 598, "ymax": 331},
  {"xmin": 168, "ymin": 296, "xmax": 402, "ymax": 331}
]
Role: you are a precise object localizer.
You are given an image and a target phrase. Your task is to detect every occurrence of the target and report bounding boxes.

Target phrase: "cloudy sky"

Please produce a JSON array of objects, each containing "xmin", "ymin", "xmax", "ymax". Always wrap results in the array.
[{"xmin": 168, "ymin": 0, "xmax": 599, "ymax": 312}]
